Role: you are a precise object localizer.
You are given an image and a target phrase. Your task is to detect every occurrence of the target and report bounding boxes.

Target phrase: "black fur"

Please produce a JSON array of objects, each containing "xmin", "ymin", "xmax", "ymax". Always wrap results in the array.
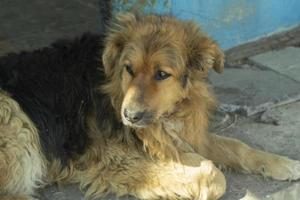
[{"xmin": 0, "ymin": 33, "xmax": 122, "ymax": 164}]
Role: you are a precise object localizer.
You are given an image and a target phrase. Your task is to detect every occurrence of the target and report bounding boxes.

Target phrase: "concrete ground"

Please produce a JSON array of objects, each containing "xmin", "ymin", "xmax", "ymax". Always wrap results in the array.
[{"xmin": 1, "ymin": 1, "xmax": 300, "ymax": 200}]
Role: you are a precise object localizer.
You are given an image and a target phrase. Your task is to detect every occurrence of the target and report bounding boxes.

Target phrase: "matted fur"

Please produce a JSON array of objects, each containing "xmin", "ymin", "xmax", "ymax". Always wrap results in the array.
[
  {"xmin": 0, "ymin": 12, "xmax": 299, "ymax": 200},
  {"xmin": 0, "ymin": 92, "xmax": 46, "ymax": 199}
]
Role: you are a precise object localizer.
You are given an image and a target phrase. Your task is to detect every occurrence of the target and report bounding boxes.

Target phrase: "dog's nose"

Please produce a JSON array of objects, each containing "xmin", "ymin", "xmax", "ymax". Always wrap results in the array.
[{"xmin": 124, "ymin": 109, "xmax": 144, "ymax": 123}]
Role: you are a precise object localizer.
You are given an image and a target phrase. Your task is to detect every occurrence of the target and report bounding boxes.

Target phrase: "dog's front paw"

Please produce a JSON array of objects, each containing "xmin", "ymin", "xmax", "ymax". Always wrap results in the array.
[
  {"xmin": 196, "ymin": 160, "xmax": 226, "ymax": 200},
  {"xmin": 281, "ymin": 159, "xmax": 300, "ymax": 181},
  {"xmin": 263, "ymin": 157, "xmax": 300, "ymax": 181}
]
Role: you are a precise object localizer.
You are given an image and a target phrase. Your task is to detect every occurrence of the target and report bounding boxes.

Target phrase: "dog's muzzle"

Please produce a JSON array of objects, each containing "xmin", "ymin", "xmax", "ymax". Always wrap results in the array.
[{"xmin": 122, "ymin": 108, "xmax": 153, "ymax": 127}]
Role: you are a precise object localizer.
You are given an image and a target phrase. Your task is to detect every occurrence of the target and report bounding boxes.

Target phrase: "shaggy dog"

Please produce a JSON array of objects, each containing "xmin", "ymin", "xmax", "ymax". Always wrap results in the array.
[{"xmin": 0, "ymin": 13, "xmax": 300, "ymax": 200}]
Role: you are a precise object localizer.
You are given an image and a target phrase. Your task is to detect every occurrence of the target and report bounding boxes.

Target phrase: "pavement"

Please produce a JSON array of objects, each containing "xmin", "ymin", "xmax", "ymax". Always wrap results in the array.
[{"xmin": 1, "ymin": 1, "xmax": 300, "ymax": 200}]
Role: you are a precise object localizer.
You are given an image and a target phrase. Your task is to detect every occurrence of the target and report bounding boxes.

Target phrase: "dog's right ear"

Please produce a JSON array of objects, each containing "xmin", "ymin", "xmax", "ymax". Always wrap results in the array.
[
  {"xmin": 102, "ymin": 13, "xmax": 138, "ymax": 77},
  {"xmin": 184, "ymin": 21, "xmax": 224, "ymax": 75}
]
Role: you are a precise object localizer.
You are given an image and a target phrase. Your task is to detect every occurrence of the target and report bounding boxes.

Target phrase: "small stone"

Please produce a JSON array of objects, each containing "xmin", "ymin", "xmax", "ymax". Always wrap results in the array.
[{"xmin": 259, "ymin": 110, "xmax": 280, "ymax": 125}]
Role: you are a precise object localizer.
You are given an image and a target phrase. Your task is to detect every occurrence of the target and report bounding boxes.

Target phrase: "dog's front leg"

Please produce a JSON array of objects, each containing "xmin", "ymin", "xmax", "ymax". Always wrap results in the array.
[
  {"xmin": 130, "ymin": 158, "xmax": 226, "ymax": 200},
  {"xmin": 73, "ymin": 143, "xmax": 226, "ymax": 200},
  {"xmin": 206, "ymin": 134, "xmax": 300, "ymax": 181}
]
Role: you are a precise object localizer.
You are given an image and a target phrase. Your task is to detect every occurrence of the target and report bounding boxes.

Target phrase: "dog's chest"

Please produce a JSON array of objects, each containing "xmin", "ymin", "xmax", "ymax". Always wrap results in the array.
[
  {"xmin": 161, "ymin": 119, "xmax": 196, "ymax": 153},
  {"xmin": 162, "ymin": 119, "xmax": 184, "ymax": 134}
]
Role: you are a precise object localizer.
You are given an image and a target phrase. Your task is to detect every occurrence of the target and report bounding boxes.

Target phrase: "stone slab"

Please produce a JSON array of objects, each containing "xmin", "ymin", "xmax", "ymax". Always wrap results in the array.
[
  {"xmin": 225, "ymin": 26, "xmax": 300, "ymax": 66},
  {"xmin": 209, "ymin": 66, "xmax": 300, "ymax": 116},
  {"xmin": 250, "ymin": 47, "xmax": 300, "ymax": 82}
]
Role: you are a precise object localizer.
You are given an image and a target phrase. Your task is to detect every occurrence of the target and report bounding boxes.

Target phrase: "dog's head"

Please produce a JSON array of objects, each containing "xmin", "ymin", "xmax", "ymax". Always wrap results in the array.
[{"xmin": 102, "ymin": 13, "xmax": 223, "ymax": 128}]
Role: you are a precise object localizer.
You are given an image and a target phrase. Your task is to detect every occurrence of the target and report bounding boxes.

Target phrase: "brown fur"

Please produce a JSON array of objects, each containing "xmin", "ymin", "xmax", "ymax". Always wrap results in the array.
[
  {"xmin": 0, "ymin": 13, "xmax": 300, "ymax": 200},
  {"xmin": 101, "ymin": 13, "xmax": 300, "ymax": 198}
]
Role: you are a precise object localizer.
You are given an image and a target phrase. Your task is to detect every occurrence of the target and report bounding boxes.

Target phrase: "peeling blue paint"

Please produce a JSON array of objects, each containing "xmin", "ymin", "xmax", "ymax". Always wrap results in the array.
[{"xmin": 113, "ymin": 0, "xmax": 300, "ymax": 49}]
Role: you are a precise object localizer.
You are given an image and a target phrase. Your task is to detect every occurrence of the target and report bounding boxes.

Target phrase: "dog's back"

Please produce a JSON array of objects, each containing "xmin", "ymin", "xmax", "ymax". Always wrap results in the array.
[{"xmin": 0, "ymin": 33, "xmax": 103, "ymax": 163}]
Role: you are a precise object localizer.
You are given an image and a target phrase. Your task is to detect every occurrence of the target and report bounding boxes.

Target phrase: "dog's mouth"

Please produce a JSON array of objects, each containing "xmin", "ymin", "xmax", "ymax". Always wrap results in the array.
[{"xmin": 121, "ymin": 109, "xmax": 154, "ymax": 128}]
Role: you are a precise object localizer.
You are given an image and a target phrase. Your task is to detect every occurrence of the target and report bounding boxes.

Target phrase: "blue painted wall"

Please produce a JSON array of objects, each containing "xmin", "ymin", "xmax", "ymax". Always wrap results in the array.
[{"xmin": 113, "ymin": 0, "xmax": 300, "ymax": 49}]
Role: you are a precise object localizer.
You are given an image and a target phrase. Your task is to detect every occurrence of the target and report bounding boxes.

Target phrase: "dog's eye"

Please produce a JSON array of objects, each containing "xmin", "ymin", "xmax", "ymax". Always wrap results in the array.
[
  {"xmin": 125, "ymin": 64, "xmax": 134, "ymax": 76},
  {"xmin": 155, "ymin": 70, "xmax": 171, "ymax": 81}
]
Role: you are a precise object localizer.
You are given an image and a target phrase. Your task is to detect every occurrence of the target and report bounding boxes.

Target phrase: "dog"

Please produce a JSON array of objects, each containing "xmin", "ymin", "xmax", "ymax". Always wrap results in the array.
[{"xmin": 0, "ymin": 12, "xmax": 299, "ymax": 200}]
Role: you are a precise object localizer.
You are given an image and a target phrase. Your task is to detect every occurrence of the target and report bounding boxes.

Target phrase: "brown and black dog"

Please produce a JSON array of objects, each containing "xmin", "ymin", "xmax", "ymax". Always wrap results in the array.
[{"xmin": 0, "ymin": 12, "xmax": 299, "ymax": 200}]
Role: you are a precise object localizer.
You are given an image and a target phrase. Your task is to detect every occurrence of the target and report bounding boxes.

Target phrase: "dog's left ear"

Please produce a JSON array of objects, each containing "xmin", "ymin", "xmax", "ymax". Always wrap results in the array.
[
  {"xmin": 185, "ymin": 22, "xmax": 224, "ymax": 74},
  {"xmin": 102, "ymin": 13, "xmax": 138, "ymax": 77}
]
